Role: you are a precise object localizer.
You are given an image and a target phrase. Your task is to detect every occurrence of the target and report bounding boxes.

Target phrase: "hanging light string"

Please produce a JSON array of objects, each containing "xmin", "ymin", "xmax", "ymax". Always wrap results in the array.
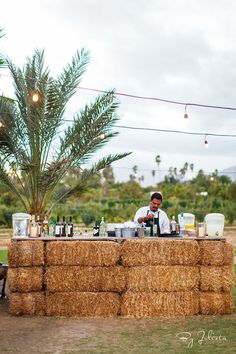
[{"xmin": 2, "ymin": 72, "xmax": 236, "ymax": 111}]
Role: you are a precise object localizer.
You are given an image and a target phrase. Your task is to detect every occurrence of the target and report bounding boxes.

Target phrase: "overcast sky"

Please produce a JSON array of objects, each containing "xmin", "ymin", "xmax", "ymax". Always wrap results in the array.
[{"xmin": 1, "ymin": 0, "xmax": 236, "ymax": 185}]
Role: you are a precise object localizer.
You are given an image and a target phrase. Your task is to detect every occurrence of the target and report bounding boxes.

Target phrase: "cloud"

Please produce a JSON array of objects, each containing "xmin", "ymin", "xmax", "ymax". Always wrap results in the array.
[{"xmin": 1, "ymin": 0, "xmax": 236, "ymax": 185}]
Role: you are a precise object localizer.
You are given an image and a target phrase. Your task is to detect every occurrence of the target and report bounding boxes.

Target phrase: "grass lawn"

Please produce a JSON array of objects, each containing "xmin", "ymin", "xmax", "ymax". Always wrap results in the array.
[{"xmin": 0, "ymin": 249, "xmax": 8, "ymax": 263}]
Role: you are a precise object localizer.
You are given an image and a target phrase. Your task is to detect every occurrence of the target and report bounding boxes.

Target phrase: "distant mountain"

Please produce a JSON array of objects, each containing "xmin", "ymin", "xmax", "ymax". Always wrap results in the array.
[{"xmin": 220, "ymin": 166, "xmax": 236, "ymax": 181}]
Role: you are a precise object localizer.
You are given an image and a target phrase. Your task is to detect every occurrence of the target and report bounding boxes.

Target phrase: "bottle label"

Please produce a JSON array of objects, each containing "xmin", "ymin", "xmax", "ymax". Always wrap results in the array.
[
  {"xmin": 55, "ymin": 225, "xmax": 61, "ymax": 235},
  {"xmin": 30, "ymin": 225, "xmax": 37, "ymax": 237}
]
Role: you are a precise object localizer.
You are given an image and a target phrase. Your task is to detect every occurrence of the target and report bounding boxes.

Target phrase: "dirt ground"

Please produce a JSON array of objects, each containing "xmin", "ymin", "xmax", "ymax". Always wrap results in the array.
[{"xmin": 0, "ymin": 228, "xmax": 235, "ymax": 353}]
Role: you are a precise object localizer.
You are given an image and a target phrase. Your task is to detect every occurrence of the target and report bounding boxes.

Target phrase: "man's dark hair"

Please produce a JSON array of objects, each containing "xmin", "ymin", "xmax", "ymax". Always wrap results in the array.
[{"xmin": 150, "ymin": 192, "xmax": 163, "ymax": 201}]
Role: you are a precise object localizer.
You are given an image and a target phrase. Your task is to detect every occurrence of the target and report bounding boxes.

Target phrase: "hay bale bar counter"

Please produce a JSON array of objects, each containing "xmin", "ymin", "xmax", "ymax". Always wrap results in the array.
[{"xmin": 8, "ymin": 237, "xmax": 234, "ymax": 317}]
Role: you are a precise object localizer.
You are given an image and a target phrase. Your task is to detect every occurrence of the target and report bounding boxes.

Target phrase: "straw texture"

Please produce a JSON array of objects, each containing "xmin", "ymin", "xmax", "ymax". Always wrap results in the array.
[
  {"xmin": 199, "ymin": 266, "xmax": 234, "ymax": 292},
  {"xmin": 199, "ymin": 292, "xmax": 233, "ymax": 315},
  {"xmin": 8, "ymin": 241, "xmax": 44, "ymax": 267},
  {"xmin": 9, "ymin": 292, "xmax": 45, "ymax": 316},
  {"xmin": 46, "ymin": 241, "xmax": 120, "ymax": 266},
  {"xmin": 46, "ymin": 292, "xmax": 121, "ymax": 317},
  {"xmin": 121, "ymin": 291, "xmax": 199, "ymax": 317},
  {"xmin": 199, "ymin": 240, "xmax": 225, "ymax": 266},
  {"xmin": 121, "ymin": 239, "xmax": 200, "ymax": 266},
  {"xmin": 8, "ymin": 267, "xmax": 43, "ymax": 292},
  {"xmin": 45, "ymin": 266, "xmax": 126, "ymax": 292},
  {"xmin": 126, "ymin": 266, "xmax": 199, "ymax": 292}
]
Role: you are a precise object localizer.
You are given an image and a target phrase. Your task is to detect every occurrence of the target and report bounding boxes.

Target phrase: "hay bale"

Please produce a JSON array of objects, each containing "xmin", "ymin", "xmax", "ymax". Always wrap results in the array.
[
  {"xmin": 199, "ymin": 266, "xmax": 234, "ymax": 292},
  {"xmin": 46, "ymin": 241, "xmax": 120, "ymax": 266},
  {"xmin": 199, "ymin": 292, "xmax": 233, "ymax": 315},
  {"xmin": 9, "ymin": 292, "xmax": 45, "ymax": 316},
  {"xmin": 46, "ymin": 292, "xmax": 121, "ymax": 317},
  {"xmin": 45, "ymin": 266, "xmax": 126, "ymax": 292},
  {"xmin": 126, "ymin": 266, "xmax": 199, "ymax": 292},
  {"xmin": 8, "ymin": 267, "xmax": 43, "ymax": 292},
  {"xmin": 198, "ymin": 240, "xmax": 225, "ymax": 266},
  {"xmin": 121, "ymin": 291, "xmax": 199, "ymax": 317},
  {"xmin": 121, "ymin": 239, "xmax": 200, "ymax": 266},
  {"xmin": 8, "ymin": 241, "xmax": 44, "ymax": 267},
  {"xmin": 224, "ymin": 243, "xmax": 234, "ymax": 265}
]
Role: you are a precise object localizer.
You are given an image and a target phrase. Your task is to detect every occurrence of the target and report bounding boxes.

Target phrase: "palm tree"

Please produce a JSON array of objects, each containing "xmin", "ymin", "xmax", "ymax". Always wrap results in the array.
[
  {"xmin": 0, "ymin": 49, "xmax": 130, "ymax": 216},
  {"xmin": 0, "ymin": 28, "xmax": 5, "ymax": 68}
]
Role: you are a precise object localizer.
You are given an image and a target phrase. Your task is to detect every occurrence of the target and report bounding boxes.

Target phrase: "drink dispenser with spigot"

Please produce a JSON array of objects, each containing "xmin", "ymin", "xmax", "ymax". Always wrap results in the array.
[{"xmin": 12, "ymin": 213, "xmax": 31, "ymax": 237}]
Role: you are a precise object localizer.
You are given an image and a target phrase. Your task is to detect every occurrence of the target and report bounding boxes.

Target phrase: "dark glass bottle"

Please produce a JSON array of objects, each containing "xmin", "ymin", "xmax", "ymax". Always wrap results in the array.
[
  {"xmin": 36, "ymin": 215, "xmax": 42, "ymax": 237},
  {"xmin": 93, "ymin": 225, "xmax": 99, "ymax": 237},
  {"xmin": 61, "ymin": 216, "xmax": 67, "ymax": 237},
  {"xmin": 55, "ymin": 216, "xmax": 61, "ymax": 237},
  {"xmin": 67, "ymin": 216, "xmax": 73, "ymax": 237}
]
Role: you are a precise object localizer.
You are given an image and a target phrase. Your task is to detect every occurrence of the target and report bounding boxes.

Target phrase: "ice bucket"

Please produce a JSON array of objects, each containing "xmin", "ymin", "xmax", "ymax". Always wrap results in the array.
[
  {"xmin": 12, "ymin": 213, "xmax": 31, "ymax": 237},
  {"xmin": 121, "ymin": 227, "xmax": 135, "ymax": 238},
  {"xmin": 205, "ymin": 213, "xmax": 224, "ymax": 237}
]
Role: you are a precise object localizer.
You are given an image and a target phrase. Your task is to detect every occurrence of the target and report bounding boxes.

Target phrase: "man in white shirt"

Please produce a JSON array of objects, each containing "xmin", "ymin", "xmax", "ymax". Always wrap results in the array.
[{"xmin": 134, "ymin": 192, "xmax": 170, "ymax": 234}]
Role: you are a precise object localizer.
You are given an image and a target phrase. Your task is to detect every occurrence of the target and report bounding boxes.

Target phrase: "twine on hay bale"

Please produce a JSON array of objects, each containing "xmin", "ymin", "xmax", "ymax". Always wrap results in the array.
[
  {"xmin": 46, "ymin": 292, "xmax": 121, "ymax": 317},
  {"xmin": 126, "ymin": 265, "xmax": 199, "ymax": 292},
  {"xmin": 121, "ymin": 291, "xmax": 199, "ymax": 317},
  {"xmin": 121, "ymin": 239, "xmax": 200, "ymax": 266},
  {"xmin": 46, "ymin": 241, "xmax": 120, "ymax": 266},
  {"xmin": 45, "ymin": 266, "xmax": 126, "ymax": 292},
  {"xmin": 8, "ymin": 241, "xmax": 44, "ymax": 267},
  {"xmin": 199, "ymin": 266, "xmax": 234, "ymax": 292},
  {"xmin": 9, "ymin": 292, "xmax": 45, "ymax": 316},
  {"xmin": 199, "ymin": 292, "xmax": 233, "ymax": 315},
  {"xmin": 8, "ymin": 267, "xmax": 43, "ymax": 292}
]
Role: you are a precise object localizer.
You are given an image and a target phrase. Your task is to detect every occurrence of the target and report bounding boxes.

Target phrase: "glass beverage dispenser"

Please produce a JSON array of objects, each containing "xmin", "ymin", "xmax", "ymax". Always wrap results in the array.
[{"xmin": 12, "ymin": 213, "xmax": 31, "ymax": 237}]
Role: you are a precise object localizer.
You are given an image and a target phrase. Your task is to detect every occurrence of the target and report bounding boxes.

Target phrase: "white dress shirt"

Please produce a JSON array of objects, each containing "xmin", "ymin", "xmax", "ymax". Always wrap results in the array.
[{"xmin": 134, "ymin": 206, "xmax": 170, "ymax": 234}]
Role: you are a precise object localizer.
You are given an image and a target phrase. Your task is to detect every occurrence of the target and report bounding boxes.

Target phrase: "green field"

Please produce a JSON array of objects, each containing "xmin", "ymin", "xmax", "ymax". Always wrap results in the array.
[{"xmin": 0, "ymin": 249, "xmax": 7, "ymax": 263}]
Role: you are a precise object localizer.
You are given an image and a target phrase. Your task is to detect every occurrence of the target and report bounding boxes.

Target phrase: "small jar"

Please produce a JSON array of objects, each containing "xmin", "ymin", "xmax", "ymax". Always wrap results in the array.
[{"xmin": 197, "ymin": 222, "xmax": 205, "ymax": 238}]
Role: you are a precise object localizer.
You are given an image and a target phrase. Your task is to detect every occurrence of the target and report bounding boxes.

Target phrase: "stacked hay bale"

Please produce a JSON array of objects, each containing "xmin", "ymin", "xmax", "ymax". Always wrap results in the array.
[
  {"xmin": 45, "ymin": 241, "xmax": 122, "ymax": 317},
  {"xmin": 120, "ymin": 239, "xmax": 201, "ymax": 317},
  {"xmin": 8, "ymin": 240, "xmax": 45, "ymax": 315},
  {"xmin": 198, "ymin": 240, "xmax": 234, "ymax": 315},
  {"xmin": 120, "ymin": 239, "xmax": 234, "ymax": 317},
  {"xmin": 8, "ymin": 238, "xmax": 234, "ymax": 317}
]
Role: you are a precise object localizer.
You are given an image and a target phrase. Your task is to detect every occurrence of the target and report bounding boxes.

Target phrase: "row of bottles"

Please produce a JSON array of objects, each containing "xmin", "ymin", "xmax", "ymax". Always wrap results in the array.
[
  {"xmin": 29, "ymin": 215, "xmax": 49, "ymax": 238},
  {"xmin": 29, "ymin": 215, "xmax": 73, "ymax": 237},
  {"xmin": 54, "ymin": 216, "xmax": 73, "ymax": 237}
]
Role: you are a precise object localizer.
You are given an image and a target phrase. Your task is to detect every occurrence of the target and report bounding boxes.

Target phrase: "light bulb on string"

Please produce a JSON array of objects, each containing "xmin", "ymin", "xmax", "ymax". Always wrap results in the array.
[
  {"xmin": 184, "ymin": 104, "xmax": 188, "ymax": 119},
  {"xmin": 31, "ymin": 79, "xmax": 40, "ymax": 103},
  {"xmin": 204, "ymin": 134, "xmax": 209, "ymax": 148},
  {"xmin": 32, "ymin": 92, "xmax": 39, "ymax": 102}
]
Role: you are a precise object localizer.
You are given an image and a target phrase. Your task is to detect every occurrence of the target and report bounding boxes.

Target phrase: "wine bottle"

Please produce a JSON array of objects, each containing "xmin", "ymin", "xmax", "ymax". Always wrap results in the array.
[
  {"xmin": 36, "ymin": 215, "xmax": 42, "ymax": 237},
  {"xmin": 61, "ymin": 216, "xmax": 66, "ymax": 237},
  {"xmin": 93, "ymin": 224, "xmax": 99, "ymax": 237},
  {"xmin": 55, "ymin": 216, "xmax": 61, "ymax": 237},
  {"xmin": 67, "ymin": 216, "xmax": 73, "ymax": 237}
]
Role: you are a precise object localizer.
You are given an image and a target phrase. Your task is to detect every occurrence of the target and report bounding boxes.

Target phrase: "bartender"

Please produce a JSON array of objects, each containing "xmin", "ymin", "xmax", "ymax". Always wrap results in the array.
[{"xmin": 134, "ymin": 192, "xmax": 170, "ymax": 234}]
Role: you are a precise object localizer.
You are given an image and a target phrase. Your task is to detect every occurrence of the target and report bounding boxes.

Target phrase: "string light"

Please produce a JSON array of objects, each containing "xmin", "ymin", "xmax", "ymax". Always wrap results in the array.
[
  {"xmin": 2, "ymin": 73, "xmax": 236, "ymax": 112},
  {"xmin": 204, "ymin": 134, "xmax": 209, "ymax": 148},
  {"xmin": 32, "ymin": 92, "xmax": 39, "ymax": 102},
  {"xmin": 184, "ymin": 104, "xmax": 188, "ymax": 119}
]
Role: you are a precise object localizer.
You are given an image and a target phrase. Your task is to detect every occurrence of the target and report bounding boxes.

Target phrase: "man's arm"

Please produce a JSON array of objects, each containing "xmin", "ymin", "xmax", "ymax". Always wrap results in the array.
[{"xmin": 134, "ymin": 207, "xmax": 154, "ymax": 224}]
